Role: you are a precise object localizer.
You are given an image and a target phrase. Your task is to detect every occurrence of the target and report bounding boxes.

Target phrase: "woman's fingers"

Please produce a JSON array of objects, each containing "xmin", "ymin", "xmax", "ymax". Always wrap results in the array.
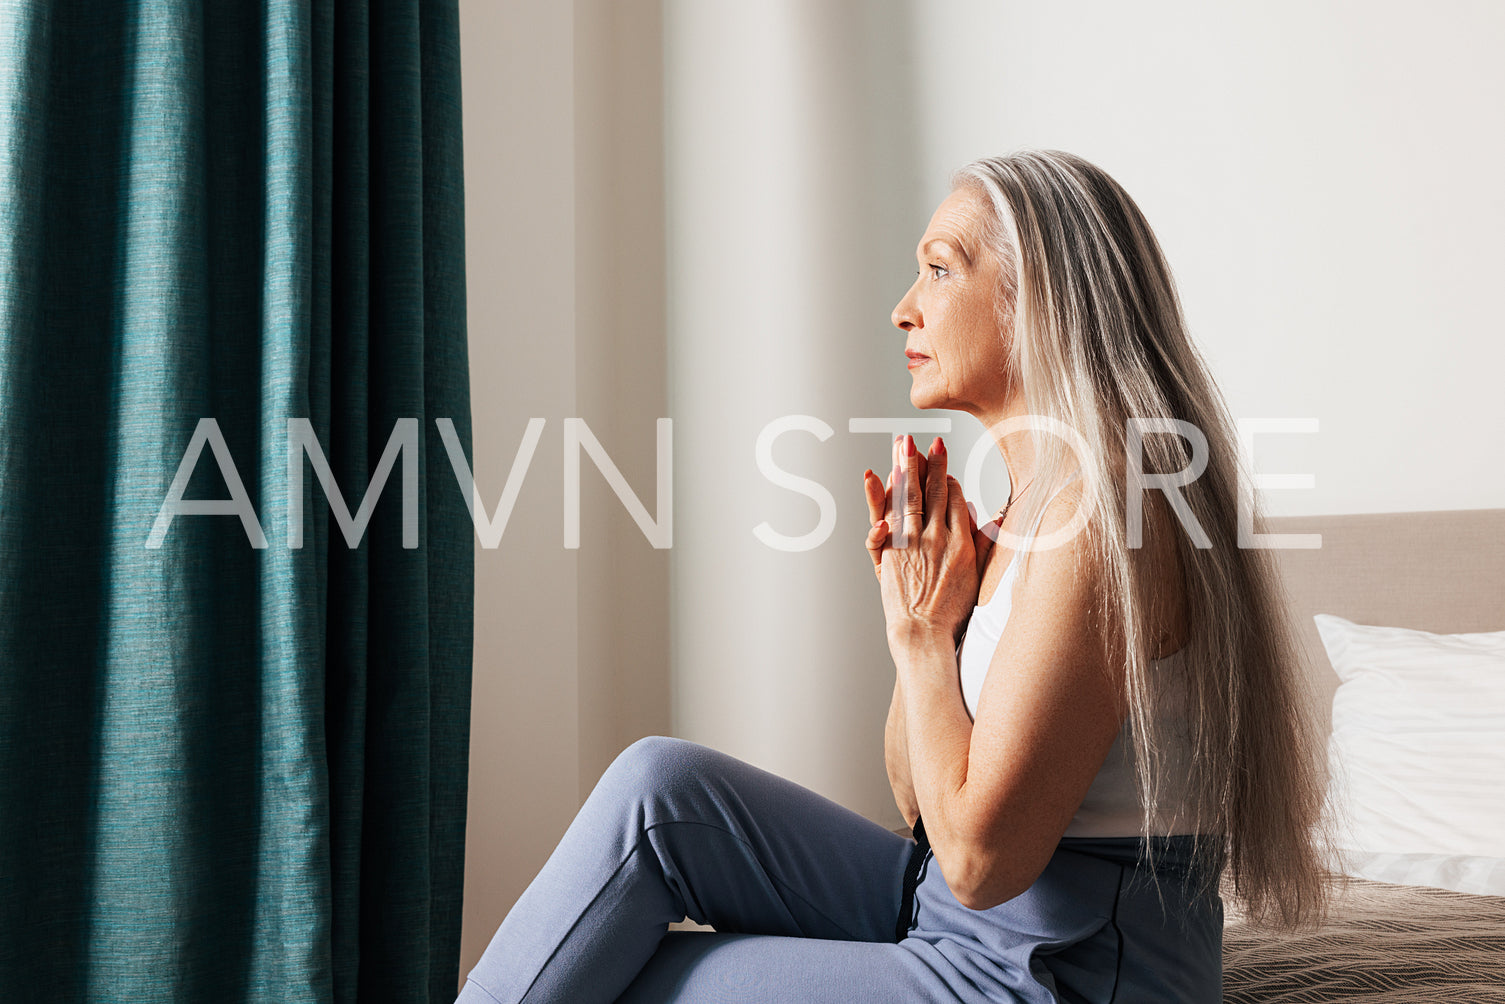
[
  {"xmin": 864, "ymin": 470, "xmax": 888, "ymax": 578},
  {"xmin": 886, "ymin": 436, "xmax": 927, "ymax": 497},
  {"xmin": 864, "ymin": 466, "xmax": 887, "ymax": 576},
  {"xmin": 944, "ymin": 474, "xmax": 969, "ymax": 536},
  {"xmin": 882, "ymin": 436, "xmax": 932, "ymax": 548},
  {"xmin": 902, "ymin": 436, "xmax": 925, "ymax": 544},
  {"xmin": 885, "ymin": 438, "xmax": 899, "ymax": 534},
  {"xmin": 866, "ymin": 518, "xmax": 889, "ymax": 579},
  {"xmin": 890, "ymin": 435, "xmax": 928, "ymax": 483},
  {"xmin": 863, "ymin": 469, "xmax": 885, "ymax": 526},
  {"xmin": 884, "ymin": 466, "xmax": 896, "ymax": 544},
  {"xmin": 923, "ymin": 437, "xmax": 948, "ymax": 536},
  {"xmin": 888, "ymin": 435, "xmax": 903, "ymax": 534}
]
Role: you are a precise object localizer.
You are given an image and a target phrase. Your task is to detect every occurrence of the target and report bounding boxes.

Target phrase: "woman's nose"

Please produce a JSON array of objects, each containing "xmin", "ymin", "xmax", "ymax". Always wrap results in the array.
[{"xmin": 892, "ymin": 287, "xmax": 920, "ymax": 331}]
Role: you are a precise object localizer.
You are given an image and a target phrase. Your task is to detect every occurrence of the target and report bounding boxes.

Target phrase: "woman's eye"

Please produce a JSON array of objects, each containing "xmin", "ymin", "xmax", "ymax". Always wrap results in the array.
[{"xmin": 928, "ymin": 263, "xmax": 949, "ymax": 279}]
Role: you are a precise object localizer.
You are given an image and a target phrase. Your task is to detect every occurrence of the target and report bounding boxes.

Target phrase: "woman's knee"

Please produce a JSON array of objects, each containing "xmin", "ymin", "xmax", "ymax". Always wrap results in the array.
[{"xmin": 597, "ymin": 734, "xmax": 706, "ymax": 804}]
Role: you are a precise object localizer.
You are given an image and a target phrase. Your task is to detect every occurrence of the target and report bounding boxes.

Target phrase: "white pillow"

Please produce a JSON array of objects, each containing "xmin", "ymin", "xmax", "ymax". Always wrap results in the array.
[{"xmin": 1314, "ymin": 613, "xmax": 1505, "ymax": 896}]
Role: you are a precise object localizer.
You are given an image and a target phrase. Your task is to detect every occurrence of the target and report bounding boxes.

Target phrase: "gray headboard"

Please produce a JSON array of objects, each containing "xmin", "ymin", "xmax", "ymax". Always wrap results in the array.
[{"xmin": 1263, "ymin": 507, "xmax": 1505, "ymax": 746}]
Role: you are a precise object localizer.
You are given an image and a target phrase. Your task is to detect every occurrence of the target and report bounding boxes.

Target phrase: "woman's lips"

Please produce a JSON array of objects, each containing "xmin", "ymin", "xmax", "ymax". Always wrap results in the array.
[{"xmin": 905, "ymin": 351, "xmax": 930, "ymax": 370}]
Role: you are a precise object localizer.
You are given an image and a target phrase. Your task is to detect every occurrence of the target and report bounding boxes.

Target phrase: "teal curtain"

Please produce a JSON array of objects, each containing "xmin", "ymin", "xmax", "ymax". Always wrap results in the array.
[{"xmin": 0, "ymin": 1, "xmax": 473, "ymax": 1001}]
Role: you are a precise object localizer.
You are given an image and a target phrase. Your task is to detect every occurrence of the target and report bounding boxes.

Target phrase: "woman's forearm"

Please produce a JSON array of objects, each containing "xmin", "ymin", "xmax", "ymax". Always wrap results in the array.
[
  {"xmin": 885, "ymin": 676, "xmax": 920, "ymax": 830},
  {"xmin": 891, "ymin": 628, "xmax": 978, "ymax": 889}
]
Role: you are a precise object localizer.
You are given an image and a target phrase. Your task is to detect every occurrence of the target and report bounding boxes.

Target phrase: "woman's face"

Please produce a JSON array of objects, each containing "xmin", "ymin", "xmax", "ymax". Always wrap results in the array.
[{"xmin": 891, "ymin": 187, "xmax": 1013, "ymax": 421}]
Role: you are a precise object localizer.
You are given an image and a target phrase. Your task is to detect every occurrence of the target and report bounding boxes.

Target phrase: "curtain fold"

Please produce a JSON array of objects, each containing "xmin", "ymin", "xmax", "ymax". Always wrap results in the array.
[{"xmin": 0, "ymin": 1, "xmax": 473, "ymax": 1000}]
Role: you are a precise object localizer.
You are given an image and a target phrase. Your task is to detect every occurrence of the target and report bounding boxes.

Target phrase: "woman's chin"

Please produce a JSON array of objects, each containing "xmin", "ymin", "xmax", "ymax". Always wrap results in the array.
[{"xmin": 909, "ymin": 385, "xmax": 945, "ymax": 411}]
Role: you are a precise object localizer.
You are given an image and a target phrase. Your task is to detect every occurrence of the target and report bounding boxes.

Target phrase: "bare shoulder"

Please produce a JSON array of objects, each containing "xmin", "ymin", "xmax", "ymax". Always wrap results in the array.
[
  {"xmin": 1000, "ymin": 477, "xmax": 1116, "ymax": 681},
  {"xmin": 1023, "ymin": 479, "xmax": 1184, "ymax": 600},
  {"xmin": 1023, "ymin": 478, "xmax": 1188, "ymax": 659},
  {"xmin": 1014, "ymin": 478, "xmax": 1099, "ymax": 586},
  {"xmin": 1003, "ymin": 477, "xmax": 1125, "ymax": 706}
]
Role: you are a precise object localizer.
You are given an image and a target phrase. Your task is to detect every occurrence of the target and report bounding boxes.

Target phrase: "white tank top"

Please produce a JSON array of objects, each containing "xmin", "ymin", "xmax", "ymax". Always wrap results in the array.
[{"xmin": 954, "ymin": 476, "xmax": 1198, "ymax": 838}]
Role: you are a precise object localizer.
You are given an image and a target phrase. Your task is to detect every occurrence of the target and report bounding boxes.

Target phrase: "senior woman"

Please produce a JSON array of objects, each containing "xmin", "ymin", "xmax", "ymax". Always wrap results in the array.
[{"xmin": 457, "ymin": 150, "xmax": 1332, "ymax": 1003}]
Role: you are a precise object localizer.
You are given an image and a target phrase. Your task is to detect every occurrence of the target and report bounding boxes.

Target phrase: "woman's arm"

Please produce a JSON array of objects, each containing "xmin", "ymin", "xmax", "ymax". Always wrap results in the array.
[
  {"xmin": 879, "ymin": 437, "xmax": 1124, "ymax": 912},
  {"xmin": 885, "ymin": 675, "xmax": 920, "ymax": 830},
  {"xmin": 866, "ymin": 443, "xmax": 927, "ymax": 832}
]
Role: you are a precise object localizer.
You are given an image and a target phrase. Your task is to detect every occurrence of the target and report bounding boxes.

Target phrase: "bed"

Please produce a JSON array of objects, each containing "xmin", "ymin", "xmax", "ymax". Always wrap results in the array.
[{"xmin": 1220, "ymin": 506, "xmax": 1505, "ymax": 1001}]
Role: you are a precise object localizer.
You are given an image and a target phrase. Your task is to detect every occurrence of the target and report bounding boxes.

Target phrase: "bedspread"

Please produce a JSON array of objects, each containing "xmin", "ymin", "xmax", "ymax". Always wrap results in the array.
[{"xmin": 1222, "ymin": 872, "xmax": 1505, "ymax": 1002}]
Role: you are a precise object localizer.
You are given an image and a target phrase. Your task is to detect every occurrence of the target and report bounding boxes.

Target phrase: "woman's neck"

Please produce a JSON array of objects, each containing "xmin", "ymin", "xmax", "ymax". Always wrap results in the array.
[{"xmin": 976, "ymin": 394, "xmax": 1036, "ymax": 508}]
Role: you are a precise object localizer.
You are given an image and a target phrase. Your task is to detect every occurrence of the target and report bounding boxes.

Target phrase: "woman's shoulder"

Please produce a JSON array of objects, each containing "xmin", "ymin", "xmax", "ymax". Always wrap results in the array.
[
  {"xmin": 1023, "ymin": 477, "xmax": 1093, "ymax": 555},
  {"xmin": 1012, "ymin": 478, "xmax": 1100, "ymax": 590},
  {"xmin": 1034, "ymin": 476, "xmax": 1180, "ymax": 561},
  {"xmin": 1021, "ymin": 479, "xmax": 1188, "ymax": 652}
]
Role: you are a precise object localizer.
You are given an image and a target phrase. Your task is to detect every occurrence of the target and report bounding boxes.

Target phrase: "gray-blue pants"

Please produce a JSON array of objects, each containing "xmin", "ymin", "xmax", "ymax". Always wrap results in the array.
[{"xmin": 458, "ymin": 736, "xmax": 1223, "ymax": 1003}]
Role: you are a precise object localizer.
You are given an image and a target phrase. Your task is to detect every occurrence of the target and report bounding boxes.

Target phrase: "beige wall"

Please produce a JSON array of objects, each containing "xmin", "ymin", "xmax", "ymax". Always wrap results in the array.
[
  {"xmin": 458, "ymin": 0, "xmax": 671, "ymax": 979},
  {"xmin": 572, "ymin": 0, "xmax": 673, "ymax": 802},
  {"xmin": 902, "ymin": 0, "xmax": 1505, "ymax": 517},
  {"xmin": 458, "ymin": 0, "xmax": 578, "ymax": 980},
  {"xmin": 662, "ymin": 0, "xmax": 925, "ymax": 830}
]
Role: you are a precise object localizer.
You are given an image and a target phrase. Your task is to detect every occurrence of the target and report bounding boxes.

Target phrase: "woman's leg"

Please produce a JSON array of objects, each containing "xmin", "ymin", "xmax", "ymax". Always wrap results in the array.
[
  {"xmin": 613, "ymin": 928, "xmax": 1004, "ymax": 1003},
  {"xmin": 458, "ymin": 735, "xmax": 924, "ymax": 1004}
]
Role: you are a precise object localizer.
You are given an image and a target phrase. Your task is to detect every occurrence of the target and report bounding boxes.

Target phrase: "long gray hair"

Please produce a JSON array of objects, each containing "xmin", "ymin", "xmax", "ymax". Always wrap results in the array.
[{"xmin": 951, "ymin": 150, "xmax": 1334, "ymax": 931}]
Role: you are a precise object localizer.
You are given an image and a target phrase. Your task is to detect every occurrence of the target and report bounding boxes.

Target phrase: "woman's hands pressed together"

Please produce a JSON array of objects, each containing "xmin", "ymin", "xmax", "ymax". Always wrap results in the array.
[
  {"xmin": 861, "ymin": 435, "xmax": 995, "ymax": 654},
  {"xmin": 862, "ymin": 437, "xmax": 1131, "ymax": 911}
]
